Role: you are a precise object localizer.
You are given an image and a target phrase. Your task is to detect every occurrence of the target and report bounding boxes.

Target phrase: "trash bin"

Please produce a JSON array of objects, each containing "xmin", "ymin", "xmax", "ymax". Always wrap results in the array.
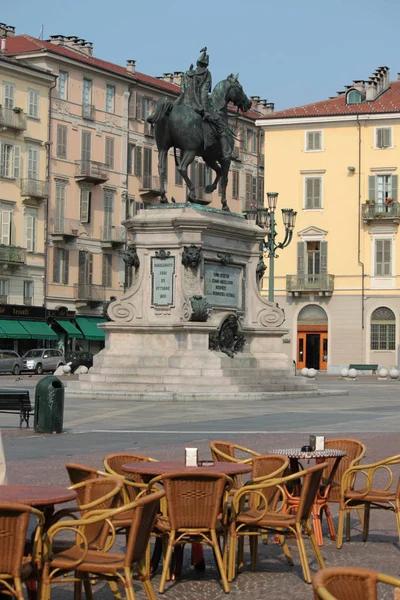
[{"xmin": 34, "ymin": 376, "xmax": 64, "ymax": 434}]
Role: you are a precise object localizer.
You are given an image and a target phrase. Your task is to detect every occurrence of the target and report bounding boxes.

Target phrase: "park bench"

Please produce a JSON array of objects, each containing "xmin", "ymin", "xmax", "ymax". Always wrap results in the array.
[
  {"xmin": 348, "ymin": 364, "xmax": 379, "ymax": 375},
  {"xmin": 0, "ymin": 389, "xmax": 32, "ymax": 428}
]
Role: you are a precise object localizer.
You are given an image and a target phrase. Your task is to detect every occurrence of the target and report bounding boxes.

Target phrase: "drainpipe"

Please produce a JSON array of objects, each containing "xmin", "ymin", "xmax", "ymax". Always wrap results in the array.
[
  {"xmin": 44, "ymin": 77, "xmax": 58, "ymax": 311},
  {"xmin": 122, "ymin": 85, "xmax": 135, "ymax": 292},
  {"xmin": 356, "ymin": 116, "xmax": 365, "ymax": 355}
]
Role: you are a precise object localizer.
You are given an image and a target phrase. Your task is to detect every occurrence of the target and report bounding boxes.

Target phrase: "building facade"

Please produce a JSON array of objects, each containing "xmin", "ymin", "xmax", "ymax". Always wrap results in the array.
[{"xmin": 257, "ymin": 66, "xmax": 400, "ymax": 372}]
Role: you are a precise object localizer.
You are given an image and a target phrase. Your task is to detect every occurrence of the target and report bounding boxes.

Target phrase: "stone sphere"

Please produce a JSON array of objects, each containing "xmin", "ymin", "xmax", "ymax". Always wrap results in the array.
[
  {"xmin": 300, "ymin": 368, "xmax": 309, "ymax": 377},
  {"xmin": 307, "ymin": 368, "xmax": 317, "ymax": 378},
  {"xmin": 62, "ymin": 364, "xmax": 71, "ymax": 374},
  {"xmin": 378, "ymin": 367, "xmax": 388, "ymax": 378},
  {"xmin": 340, "ymin": 368, "xmax": 349, "ymax": 378},
  {"xmin": 348, "ymin": 368, "xmax": 357, "ymax": 378},
  {"xmin": 77, "ymin": 365, "xmax": 88, "ymax": 374},
  {"xmin": 389, "ymin": 368, "xmax": 399, "ymax": 379}
]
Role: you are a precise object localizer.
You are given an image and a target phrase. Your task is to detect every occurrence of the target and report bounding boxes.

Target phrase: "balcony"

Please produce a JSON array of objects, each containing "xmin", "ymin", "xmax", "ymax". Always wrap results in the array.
[
  {"xmin": 144, "ymin": 121, "xmax": 154, "ymax": 137},
  {"xmin": 82, "ymin": 103, "xmax": 95, "ymax": 120},
  {"xmin": 139, "ymin": 175, "xmax": 160, "ymax": 198},
  {"xmin": 75, "ymin": 160, "xmax": 109, "ymax": 184},
  {"xmin": 100, "ymin": 225, "xmax": 126, "ymax": 248},
  {"xmin": 49, "ymin": 218, "xmax": 80, "ymax": 241},
  {"xmin": 362, "ymin": 201, "xmax": 400, "ymax": 223},
  {"xmin": 21, "ymin": 178, "xmax": 49, "ymax": 200},
  {"xmin": 0, "ymin": 107, "xmax": 27, "ymax": 131},
  {"xmin": 74, "ymin": 283, "xmax": 106, "ymax": 302},
  {"xmin": 286, "ymin": 273, "xmax": 335, "ymax": 296},
  {"xmin": 0, "ymin": 245, "xmax": 26, "ymax": 266}
]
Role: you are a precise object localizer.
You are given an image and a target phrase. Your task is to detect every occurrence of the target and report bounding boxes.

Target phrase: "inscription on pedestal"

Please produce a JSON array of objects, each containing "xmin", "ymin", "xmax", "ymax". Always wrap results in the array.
[
  {"xmin": 151, "ymin": 256, "xmax": 175, "ymax": 306},
  {"xmin": 204, "ymin": 262, "xmax": 243, "ymax": 309}
]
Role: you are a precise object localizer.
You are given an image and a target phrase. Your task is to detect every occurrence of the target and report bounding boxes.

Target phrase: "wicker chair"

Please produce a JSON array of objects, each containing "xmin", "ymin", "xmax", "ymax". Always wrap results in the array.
[
  {"xmin": 0, "ymin": 502, "xmax": 44, "ymax": 600},
  {"xmin": 313, "ymin": 566, "xmax": 400, "ymax": 599},
  {"xmin": 210, "ymin": 440, "xmax": 261, "ymax": 489},
  {"xmin": 229, "ymin": 462, "xmax": 327, "ymax": 584},
  {"xmin": 41, "ymin": 489, "xmax": 165, "ymax": 600},
  {"xmin": 156, "ymin": 471, "xmax": 233, "ymax": 594},
  {"xmin": 337, "ymin": 453, "xmax": 400, "ymax": 548}
]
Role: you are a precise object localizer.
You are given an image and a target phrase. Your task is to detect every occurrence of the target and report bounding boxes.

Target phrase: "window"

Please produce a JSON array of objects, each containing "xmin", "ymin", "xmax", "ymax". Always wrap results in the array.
[
  {"xmin": 135, "ymin": 93, "xmax": 143, "ymax": 120},
  {"xmin": 53, "ymin": 248, "xmax": 69, "ymax": 283},
  {"xmin": 80, "ymin": 187, "xmax": 91, "ymax": 223},
  {"xmin": 0, "ymin": 142, "xmax": 20, "ymax": 178},
  {"xmin": 0, "ymin": 280, "xmax": 8, "ymax": 303},
  {"xmin": 78, "ymin": 251, "xmax": 93, "ymax": 285},
  {"xmin": 347, "ymin": 90, "xmax": 362, "ymax": 105},
  {"xmin": 24, "ymin": 210, "xmax": 37, "ymax": 252},
  {"xmin": 56, "ymin": 125, "xmax": 67, "ymax": 159},
  {"xmin": 257, "ymin": 176, "xmax": 264, "ymax": 203},
  {"xmin": 305, "ymin": 130, "xmax": 322, "ymax": 151},
  {"xmin": 376, "ymin": 127, "xmax": 392, "ymax": 149},
  {"xmin": 297, "ymin": 241, "xmax": 327, "ymax": 279},
  {"xmin": 106, "ymin": 84, "xmax": 115, "ymax": 113},
  {"xmin": 232, "ymin": 171, "xmax": 239, "ymax": 199},
  {"xmin": 58, "ymin": 70, "xmax": 68, "ymax": 100},
  {"xmin": 375, "ymin": 239, "xmax": 392, "ymax": 276},
  {"xmin": 3, "ymin": 82, "xmax": 15, "ymax": 109},
  {"xmin": 370, "ymin": 307, "xmax": 395, "ymax": 350},
  {"xmin": 134, "ymin": 146, "xmax": 142, "ymax": 177},
  {"xmin": 142, "ymin": 97, "xmax": 153, "ymax": 121},
  {"xmin": 103, "ymin": 189, "xmax": 114, "ymax": 239},
  {"xmin": 126, "ymin": 198, "xmax": 144, "ymax": 219},
  {"xmin": 369, "ymin": 174, "xmax": 398, "ymax": 204},
  {"xmin": 0, "ymin": 207, "xmax": 12, "ymax": 245},
  {"xmin": 175, "ymin": 166, "xmax": 183, "ymax": 185},
  {"xmin": 23, "ymin": 281, "xmax": 33, "ymax": 305},
  {"xmin": 245, "ymin": 173, "xmax": 257, "ymax": 208},
  {"xmin": 27, "ymin": 146, "xmax": 39, "ymax": 180},
  {"xmin": 143, "ymin": 147, "xmax": 152, "ymax": 187},
  {"xmin": 102, "ymin": 254, "xmax": 112, "ymax": 287},
  {"xmin": 304, "ymin": 177, "xmax": 322, "ymax": 209},
  {"xmin": 54, "ymin": 180, "xmax": 66, "ymax": 231},
  {"xmin": 245, "ymin": 129, "xmax": 257, "ymax": 153},
  {"xmin": 105, "ymin": 137, "xmax": 115, "ymax": 170},
  {"xmin": 127, "ymin": 143, "xmax": 135, "ymax": 174},
  {"xmin": 82, "ymin": 78, "xmax": 92, "ymax": 105},
  {"xmin": 81, "ymin": 130, "xmax": 91, "ymax": 163},
  {"xmin": 27, "ymin": 89, "xmax": 39, "ymax": 118}
]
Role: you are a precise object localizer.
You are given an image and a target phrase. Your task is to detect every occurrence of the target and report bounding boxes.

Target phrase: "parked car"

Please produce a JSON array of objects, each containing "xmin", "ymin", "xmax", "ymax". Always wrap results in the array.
[
  {"xmin": 0, "ymin": 350, "xmax": 24, "ymax": 375},
  {"xmin": 22, "ymin": 349, "xmax": 65, "ymax": 374},
  {"xmin": 65, "ymin": 351, "xmax": 93, "ymax": 373}
]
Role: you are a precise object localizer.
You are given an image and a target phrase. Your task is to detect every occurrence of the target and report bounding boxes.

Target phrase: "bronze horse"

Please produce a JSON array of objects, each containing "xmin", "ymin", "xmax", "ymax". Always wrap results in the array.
[{"xmin": 148, "ymin": 75, "xmax": 251, "ymax": 211}]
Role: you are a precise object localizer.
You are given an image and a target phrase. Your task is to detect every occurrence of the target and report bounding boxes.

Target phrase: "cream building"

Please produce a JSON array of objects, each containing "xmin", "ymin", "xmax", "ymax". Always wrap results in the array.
[{"xmin": 257, "ymin": 66, "xmax": 400, "ymax": 373}]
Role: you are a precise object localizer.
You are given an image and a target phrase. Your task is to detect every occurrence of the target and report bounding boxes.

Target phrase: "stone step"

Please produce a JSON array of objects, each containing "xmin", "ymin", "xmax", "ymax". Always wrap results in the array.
[{"xmin": 88, "ymin": 366, "xmax": 292, "ymax": 379}]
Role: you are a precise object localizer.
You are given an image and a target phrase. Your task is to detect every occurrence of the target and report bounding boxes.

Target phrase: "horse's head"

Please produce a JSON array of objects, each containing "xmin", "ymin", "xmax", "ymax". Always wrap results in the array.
[{"xmin": 227, "ymin": 73, "xmax": 252, "ymax": 113}]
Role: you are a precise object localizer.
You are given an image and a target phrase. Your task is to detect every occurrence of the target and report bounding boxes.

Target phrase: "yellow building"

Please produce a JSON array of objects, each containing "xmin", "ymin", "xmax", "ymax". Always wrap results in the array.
[{"xmin": 257, "ymin": 66, "xmax": 400, "ymax": 373}]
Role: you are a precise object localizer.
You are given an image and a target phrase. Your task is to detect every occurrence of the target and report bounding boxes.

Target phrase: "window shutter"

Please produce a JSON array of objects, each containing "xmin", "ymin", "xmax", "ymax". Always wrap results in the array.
[
  {"xmin": 320, "ymin": 241, "xmax": 328, "ymax": 273},
  {"xmin": 240, "ymin": 127, "xmax": 245, "ymax": 150},
  {"xmin": 368, "ymin": 175, "xmax": 376, "ymax": 201},
  {"xmin": 53, "ymin": 248, "xmax": 60, "ymax": 282},
  {"xmin": 1, "ymin": 211, "xmax": 11, "ymax": 245},
  {"xmin": 13, "ymin": 146, "xmax": 20, "ymax": 178},
  {"xmin": 80, "ymin": 188, "xmax": 91, "ymax": 223},
  {"xmin": 315, "ymin": 131, "xmax": 321, "ymax": 150},
  {"xmin": 198, "ymin": 163, "xmax": 205, "ymax": 188},
  {"xmin": 27, "ymin": 147, "xmax": 38, "ymax": 180},
  {"xmin": 0, "ymin": 143, "xmax": 4, "ymax": 177},
  {"xmin": 127, "ymin": 144, "xmax": 134, "ymax": 174},
  {"xmin": 297, "ymin": 242, "xmax": 306, "ymax": 275},
  {"xmin": 143, "ymin": 147, "xmax": 152, "ymax": 176},
  {"xmin": 4, "ymin": 83, "xmax": 15, "ymax": 109},
  {"xmin": 63, "ymin": 249, "xmax": 69, "ymax": 284},
  {"xmin": 135, "ymin": 146, "xmax": 142, "ymax": 177},
  {"xmin": 105, "ymin": 137, "xmax": 114, "ymax": 169},
  {"xmin": 88, "ymin": 253, "xmax": 93, "ymax": 285},
  {"xmin": 384, "ymin": 240, "xmax": 391, "ymax": 275},
  {"xmin": 190, "ymin": 162, "xmax": 197, "ymax": 186},
  {"xmin": 306, "ymin": 132, "xmax": 313, "ymax": 151},
  {"xmin": 376, "ymin": 129, "xmax": 382, "ymax": 148},
  {"xmin": 305, "ymin": 178, "xmax": 313, "ymax": 209},
  {"xmin": 57, "ymin": 125, "xmax": 67, "ymax": 159},
  {"xmin": 252, "ymin": 176, "xmax": 257, "ymax": 202},
  {"xmin": 245, "ymin": 173, "xmax": 252, "ymax": 207},
  {"xmin": 102, "ymin": 254, "xmax": 107, "ymax": 287},
  {"xmin": 391, "ymin": 175, "xmax": 398, "ymax": 201},
  {"xmin": 383, "ymin": 128, "xmax": 391, "ymax": 147},
  {"xmin": 24, "ymin": 214, "xmax": 34, "ymax": 252},
  {"xmin": 136, "ymin": 94, "xmax": 143, "ymax": 120}
]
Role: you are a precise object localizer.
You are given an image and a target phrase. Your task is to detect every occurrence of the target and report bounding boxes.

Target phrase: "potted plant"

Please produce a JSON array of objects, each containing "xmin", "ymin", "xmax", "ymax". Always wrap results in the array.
[
  {"xmin": 13, "ymin": 107, "xmax": 23, "ymax": 114},
  {"xmin": 366, "ymin": 200, "xmax": 375, "ymax": 206},
  {"xmin": 385, "ymin": 197, "xmax": 394, "ymax": 205}
]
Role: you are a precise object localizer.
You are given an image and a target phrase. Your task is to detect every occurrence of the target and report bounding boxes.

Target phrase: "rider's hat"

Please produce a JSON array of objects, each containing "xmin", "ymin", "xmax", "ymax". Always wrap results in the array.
[{"xmin": 197, "ymin": 47, "xmax": 209, "ymax": 67}]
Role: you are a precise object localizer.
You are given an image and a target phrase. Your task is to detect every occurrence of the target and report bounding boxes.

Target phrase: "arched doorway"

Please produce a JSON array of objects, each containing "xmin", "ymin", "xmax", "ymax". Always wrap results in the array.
[{"xmin": 297, "ymin": 305, "xmax": 328, "ymax": 371}]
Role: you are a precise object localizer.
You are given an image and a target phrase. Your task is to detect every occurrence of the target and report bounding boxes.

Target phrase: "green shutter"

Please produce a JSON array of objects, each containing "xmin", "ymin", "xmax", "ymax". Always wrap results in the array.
[
  {"xmin": 368, "ymin": 175, "xmax": 376, "ymax": 201},
  {"xmin": 53, "ymin": 248, "xmax": 59, "ymax": 282},
  {"xmin": 64, "ymin": 249, "xmax": 69, "ymax": 284},
  {"xmin": 391, "ymin": 174, "xmax": 398, "ymax": 201},
  {"xmin": 297, "ymin": 242, "xmax": 306, "ymax": 275},
  {"xmin": 320, "ymin": 241, "xmax": 328, "ymax": 273}
]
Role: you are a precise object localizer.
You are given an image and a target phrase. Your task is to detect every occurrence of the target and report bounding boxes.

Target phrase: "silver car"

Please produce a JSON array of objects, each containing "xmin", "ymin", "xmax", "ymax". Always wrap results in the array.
[
  {"xmin": 22, "ymin": 349, "xmax": 65, "ymax": 374},
  {"xmin": 0, "ymin": 350, "xmax": 24, "ymax": 375}
]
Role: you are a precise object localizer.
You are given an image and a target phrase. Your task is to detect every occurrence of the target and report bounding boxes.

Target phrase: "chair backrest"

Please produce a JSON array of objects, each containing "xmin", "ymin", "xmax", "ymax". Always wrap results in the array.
[
  {"xmin": 125, "ymin": 490, "xmax": 166, "ymax": 566},
  {"xmin": 323, "ymin": 438, "xmax": 366, "ymax": 502},
  {"xmin": 313, "ymin": 566, "xmax": 379, "ymax": 600},
  {"xmin": 296, "ymin": 463, "xmax": 327, "ymax": 523},
  {"xmin": 210, "ymin": 441, "xmax": 235, "ymax": 463},
  {"xmin": 104, "ymin": 452, "xmax": 156, "ymax": 478},
  {"xmin": 162, "ymin": 471, "xmax": 228, "ymax": 530},
  {"xmin": 66, "ymin": 462, "xmax": 99, "ymax": 487},
  {"xmin": 0, "ymin": 502, "xmax": 33, "ymax": 577},
  {"xmin": 250, "ymin": 454, "xmax": 289, "ymax": 509}
]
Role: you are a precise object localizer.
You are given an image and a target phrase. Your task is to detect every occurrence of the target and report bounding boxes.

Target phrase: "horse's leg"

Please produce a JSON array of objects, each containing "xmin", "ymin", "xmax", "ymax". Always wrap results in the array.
[
  {"xmin": 178, "ymin": 149, "xmax": 197, "ymax": 202},
  {"xmin": 203, "ymin": 158, "xmax": 222, "ymax": 194},
  {"xmin": 220, "ymin": 157, "xmax": 231, "ymax": 212},
  {"xmin": 158, "ymin": 148, "xmax": 168, "ymax": 203}
]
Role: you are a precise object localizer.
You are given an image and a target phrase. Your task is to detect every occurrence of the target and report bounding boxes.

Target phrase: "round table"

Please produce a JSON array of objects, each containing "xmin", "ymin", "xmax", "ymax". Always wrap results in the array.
[
  {"xmin": 0, "ymin": 484, "xmax": 77, "ymax": 507},
  {"xmin": 122, "ymin": 461, "xmax": 252, "ymax": 477},
  {"xmin": 269, "ymin": 448, "xmax": 346, "ymax": 461}
]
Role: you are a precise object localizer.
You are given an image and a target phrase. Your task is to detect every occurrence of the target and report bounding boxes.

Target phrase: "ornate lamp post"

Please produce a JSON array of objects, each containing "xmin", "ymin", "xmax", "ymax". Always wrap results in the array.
[{"xmin": 245, "ymin": 192, "xmax": 297, "ymax": 302}]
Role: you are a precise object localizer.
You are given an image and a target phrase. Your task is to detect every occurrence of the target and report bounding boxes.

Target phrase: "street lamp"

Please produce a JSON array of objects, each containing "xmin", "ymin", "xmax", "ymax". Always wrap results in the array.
[{"xmin": 245, "ymin": 192, "xmax": 297, "ymax": 302}]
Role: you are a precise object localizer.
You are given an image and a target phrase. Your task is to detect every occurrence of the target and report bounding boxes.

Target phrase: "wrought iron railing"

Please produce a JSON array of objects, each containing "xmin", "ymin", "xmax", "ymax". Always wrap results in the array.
[
  {"xmin": 0, "ymin": 245, "xmax": 26, "ymax": 264},
  {"xmin": 75, "ymin": 284, "xmax": 106, "ymax": 301},
  {"xmin": 75, "ymin": 160, "xmax": 109, "ymax": 180},
  {"xmin": 286, "ymin": 273, "xmax": 335, "ymax": 293},
  {"xmin": 0, "ymin": 107, "xmax": 27, "ymax": 130},
  {"xmin": 362, "ymin": 202, "xmax": 400, "ymax": 220},
  {"xmin": 82, "ymin": 103, "xmax": 95, "ymax": 120},
  {"xmin": 100, "ymin": 226, "xmax": 126, "ymax": 243},
  {"xmin": 21, "ymin": 179, "xmax": 49, "ymax": 198}
]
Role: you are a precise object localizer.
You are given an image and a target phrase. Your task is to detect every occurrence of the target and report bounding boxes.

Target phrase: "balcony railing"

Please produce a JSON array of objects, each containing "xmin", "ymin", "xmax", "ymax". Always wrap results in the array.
[
  {"xmin": 362, "ymin": 201, "xmax": 400, "ymax": 221},
  {"xmin": 0, "ymin": 107, "xmax": 27, "ymax": 131},
  {"xmin": 286, "ymin": 273, "xmax": 335, "ymax": 294},
  {"xmin": 49, "ymin": 218, "xmax": 80, "ymax": 237},
  {"xmin": 0, "ymin": 245, "xmax": 26, "ymax": 265},
  {"xmin": 20, "ymin": 178, "xmax": 49, "ymax": 199},
  {"xmin": 75, "ymin": 160, "xmax": 109, "ymax": 184},
  {"xmin": 139, "ymin": 175, "xmax": 160, "ymax": 194},
  {"xmin": 100, "ymin": 226, "xmax": 126, "ymax": 244},
  {"xmin": 82, "ymin": 103, "xmax": 95, "ymax": 120},
  {"xmin": 75, "ymin": 284, "xmax": 106, "ymax": 302},
  {"xmin": 23, "ymin": 297, "xmax": 32, "ymax": 306}
]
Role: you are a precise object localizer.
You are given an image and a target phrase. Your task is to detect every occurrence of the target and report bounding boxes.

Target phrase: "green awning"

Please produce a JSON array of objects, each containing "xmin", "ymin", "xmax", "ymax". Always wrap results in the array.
[
  {"xmin": 75, "ymin": 317, "xmax": 106, "ymax": 341},
  {"xmin": 18, "ymin": 320, "xmax": 58, "ymax": 340},
  {"xmin": 55, "ymin": 319, "xmax": 83, "ymax": 339},
  {"xmin": 0, "ymin": 320, "xmax": 31, "ymax": 339}
]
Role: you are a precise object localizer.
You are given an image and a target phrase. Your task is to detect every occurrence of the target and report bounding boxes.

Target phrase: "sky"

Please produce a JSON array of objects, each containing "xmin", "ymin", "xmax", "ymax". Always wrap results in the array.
[{"xmin": 3, "ymin": 0, "xmax": 400, "ymax": 111}]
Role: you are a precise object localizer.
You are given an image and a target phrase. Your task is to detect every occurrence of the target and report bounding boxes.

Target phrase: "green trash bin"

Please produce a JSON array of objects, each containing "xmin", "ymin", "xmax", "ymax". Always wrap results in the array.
[{"xmin": 34, "ymin": 376, "xmax": 64, "ymax": 434}]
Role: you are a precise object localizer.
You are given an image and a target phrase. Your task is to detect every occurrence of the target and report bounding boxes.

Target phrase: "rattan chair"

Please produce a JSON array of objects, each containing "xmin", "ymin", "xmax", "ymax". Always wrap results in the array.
[
  {"xmin": 0, "ymin": 502, "xmax": 44, "ymax": 600},
  {"xmin": 65, "ymin": 462, "xmax": 101, "ymax": 486},
  {"xmin": 337, "ymin": 453, "xmax": 400, "ymax": 548},
  {"xmin": 41, "ymin": 489, "xmax": 165, "ymax": 600},
  {"xmin": 155, "ymin": 471, "xmax": 233, "ymax": 594},
  {"xmin": 210, "ymin": 440, "xmax": 261, "ymax": 464},
  {"xmin": 313, "ymin": 566, "xmax": 400, "ymax": 599},
  {"xmin": 229, "ymin": 462, "xmax": 327, "ymax": 584}
]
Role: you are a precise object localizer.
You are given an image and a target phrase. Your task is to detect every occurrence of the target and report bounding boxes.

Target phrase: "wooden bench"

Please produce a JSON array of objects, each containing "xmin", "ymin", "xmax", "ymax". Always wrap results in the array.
[
  {"xmin": 0, "ymin": 389, "xmax": 32, "ymax": 428},
  {"xmin": 348, "ymin": 364, "xmax": 379, "ymax": 375}
]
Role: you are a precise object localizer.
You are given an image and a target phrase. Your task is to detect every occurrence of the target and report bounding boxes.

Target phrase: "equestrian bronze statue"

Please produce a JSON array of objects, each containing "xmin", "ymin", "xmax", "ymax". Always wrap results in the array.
[{"xmin": 147, "ymin": 47, "xmax": 251, "ymax": 211}]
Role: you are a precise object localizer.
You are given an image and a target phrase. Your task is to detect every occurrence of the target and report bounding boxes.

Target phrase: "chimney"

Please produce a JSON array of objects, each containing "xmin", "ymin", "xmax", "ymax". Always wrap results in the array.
[
  {"xmin": 160, "ymin": 73, "xmax": 173, "ymax": 83},
  {"xmin": 366, "ymin": 79, "xmax": 377, "ymax": 101},
  {"xmin": 256, "ymin": 99, "xmax": 274, "ymax": 115},
  {"xmin": 173, "ymin": 71, "xmax": 184, "ymax": 86},
  {"xmin": 49, "ymin": 35, "xmax": 93, "ymax": 56},
  {"xmin": 250, "ymin": 95, "xmax": 261, "ymax": 109},
  {"xmin": 48, "ymin": 35, "xmax": 67, "ymax": 46},
  {"xmin": 0, "ymin": 23, "xmax": 15, "ymax": 37},
  {"xmin": 352, "ymin": 80, "xmax": 365, "ymax": 92},
  {"xmin": 126, "ymin": 59, "xmax": 136, "ymax": 74}
]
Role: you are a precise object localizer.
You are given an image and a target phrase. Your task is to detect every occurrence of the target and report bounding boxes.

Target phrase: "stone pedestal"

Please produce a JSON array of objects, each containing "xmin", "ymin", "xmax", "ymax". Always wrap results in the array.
[{"xmin": 68, "ymin": 204, "xmax": 314, "ymax": 399}]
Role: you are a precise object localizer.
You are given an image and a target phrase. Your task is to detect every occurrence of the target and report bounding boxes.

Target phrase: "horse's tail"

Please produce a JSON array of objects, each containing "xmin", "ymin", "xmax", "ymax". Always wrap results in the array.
[{"xmin": 147, "ymin": 97, "xmax": 173, "ymax": 124}]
